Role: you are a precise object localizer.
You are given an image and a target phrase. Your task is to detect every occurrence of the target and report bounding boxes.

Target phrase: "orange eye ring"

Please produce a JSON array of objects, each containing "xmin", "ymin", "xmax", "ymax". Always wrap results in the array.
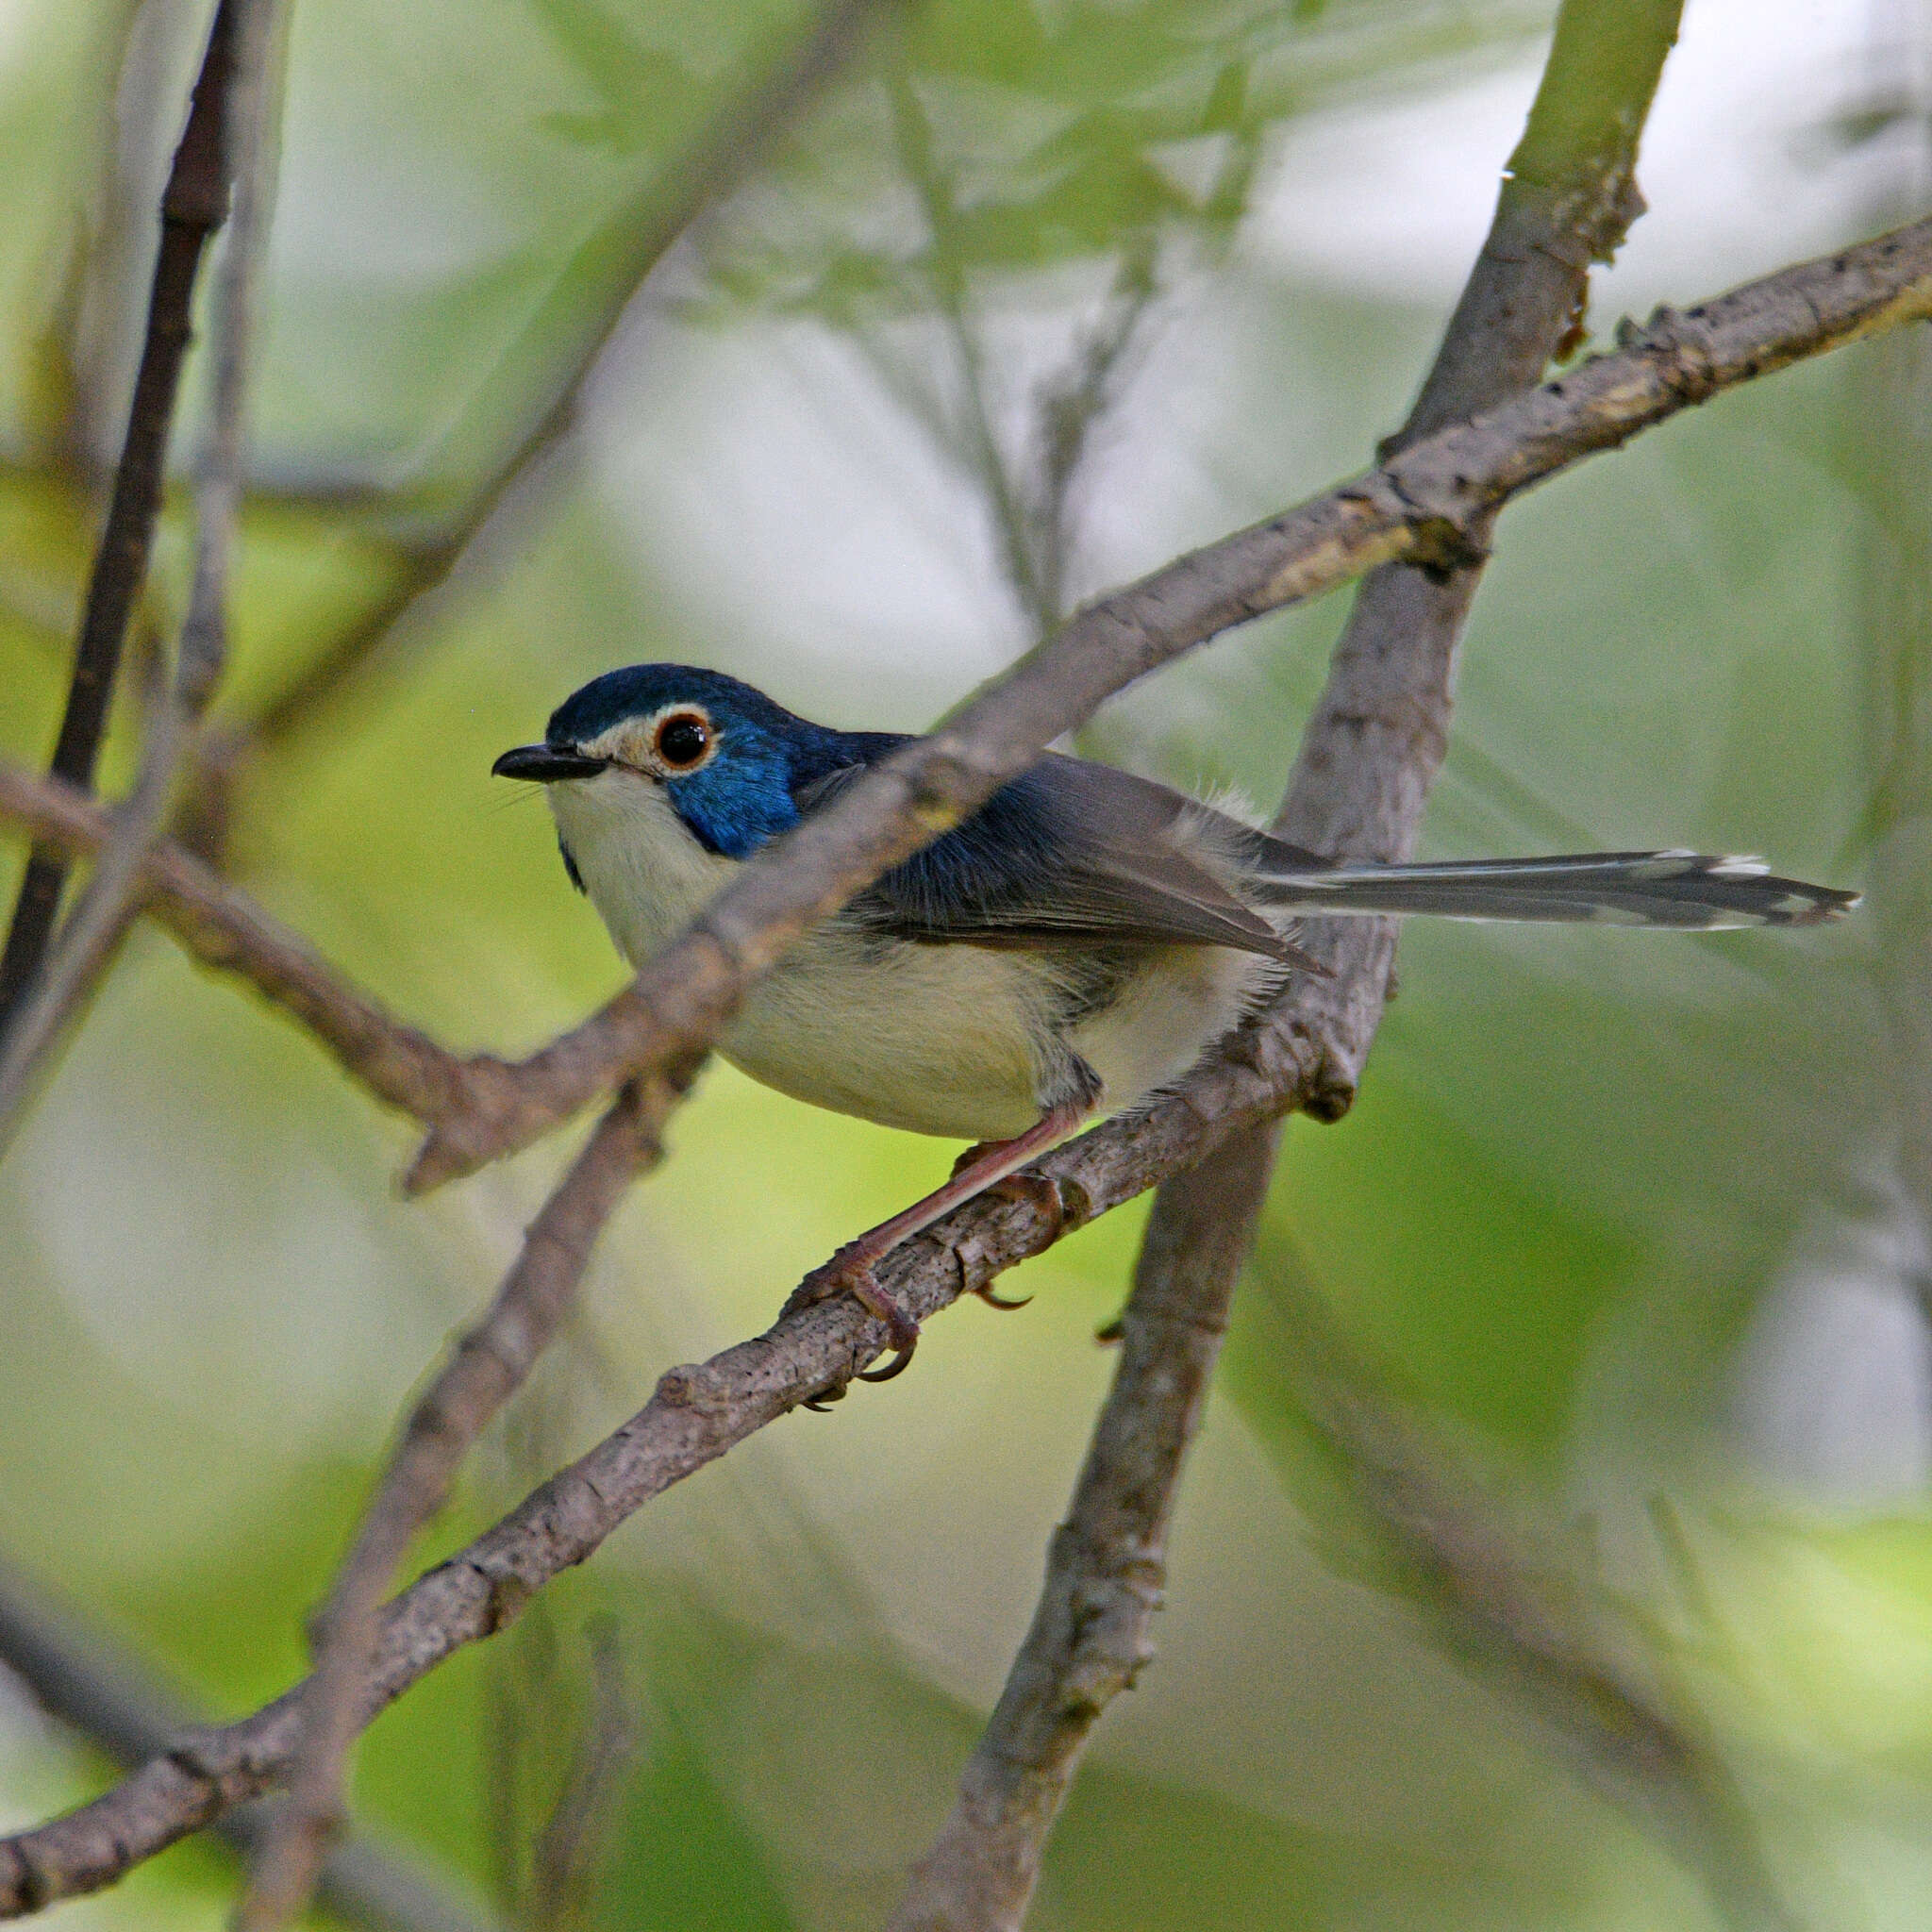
[{"xmin": 653, "ymin": 709, "xmax": 712, "ymax": 772}]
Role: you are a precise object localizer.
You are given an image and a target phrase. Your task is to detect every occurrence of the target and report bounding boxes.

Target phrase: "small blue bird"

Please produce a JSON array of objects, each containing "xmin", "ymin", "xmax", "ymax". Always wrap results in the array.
[{"xmin": 495, "ymin": 663, "xmax": 1857, "ymax": 1371}]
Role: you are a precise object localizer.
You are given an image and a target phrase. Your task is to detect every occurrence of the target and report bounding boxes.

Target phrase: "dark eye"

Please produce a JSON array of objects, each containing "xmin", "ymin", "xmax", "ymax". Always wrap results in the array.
[{"xmin": 654, "ymin": 711, "xmax": 711, "ymax": 770}]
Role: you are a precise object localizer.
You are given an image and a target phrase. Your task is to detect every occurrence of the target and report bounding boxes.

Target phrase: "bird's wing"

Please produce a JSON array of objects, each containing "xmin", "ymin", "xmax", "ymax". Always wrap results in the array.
[{"xmin": 795, "ymin": 754, "xmax": 1320, "ymax": 968}]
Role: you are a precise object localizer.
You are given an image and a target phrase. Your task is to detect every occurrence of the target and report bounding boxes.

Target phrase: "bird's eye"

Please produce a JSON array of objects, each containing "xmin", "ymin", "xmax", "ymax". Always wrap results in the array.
[{"xmin": 653, "ymin": 710, "xmax": 711, "ymax": 771}]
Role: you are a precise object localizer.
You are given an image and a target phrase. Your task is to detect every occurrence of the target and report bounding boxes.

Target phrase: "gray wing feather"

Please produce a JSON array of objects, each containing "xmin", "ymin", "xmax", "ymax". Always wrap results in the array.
[{"xmin": 798, "ymin": 756, "xmax": 1323, "ymax": 969}]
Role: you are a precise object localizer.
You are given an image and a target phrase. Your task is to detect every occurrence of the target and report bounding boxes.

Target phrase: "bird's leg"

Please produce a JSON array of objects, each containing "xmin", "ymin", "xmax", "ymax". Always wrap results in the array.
[
  {"xmin": 944, "ymin": 1142, "xmax": 1056, "ymax": 1307},
  {"xmin": 794, "ymin": 1099, "xmax": 1091, "ymax": 1380}
]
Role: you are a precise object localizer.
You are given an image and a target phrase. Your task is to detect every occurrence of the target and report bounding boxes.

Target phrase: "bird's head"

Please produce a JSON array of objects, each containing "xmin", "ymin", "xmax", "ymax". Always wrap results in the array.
[{"xmin": 492, "ymin": 663, "xmax": 840, "ymax": 860}]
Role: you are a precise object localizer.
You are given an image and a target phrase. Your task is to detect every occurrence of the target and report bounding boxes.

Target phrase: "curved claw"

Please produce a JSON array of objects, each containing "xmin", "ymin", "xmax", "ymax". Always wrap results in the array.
[
  {"xmin": 857, "ymin": 1340, "xmax": 917, "ymax": 1383},
  {"xmin": 973, "ymin": 1282, "xmax": 1032, "ymax": 1311},
  {"xmin": 798, "ymin": 1247, "xmax": 923, "ymax": 1382}
]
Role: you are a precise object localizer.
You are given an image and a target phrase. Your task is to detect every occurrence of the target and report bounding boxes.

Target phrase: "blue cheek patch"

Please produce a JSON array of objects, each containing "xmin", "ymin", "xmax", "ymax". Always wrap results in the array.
[{"xmin": 666, "ymin": 757, "xmax": 800, "ymax": 859}]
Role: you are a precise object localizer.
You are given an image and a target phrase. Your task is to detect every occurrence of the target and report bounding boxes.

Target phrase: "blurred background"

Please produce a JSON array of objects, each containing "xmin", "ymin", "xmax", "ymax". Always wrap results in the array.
[{"xmin": 0, "ymin": 0, "xmax": 1928, "ymax": 1925}]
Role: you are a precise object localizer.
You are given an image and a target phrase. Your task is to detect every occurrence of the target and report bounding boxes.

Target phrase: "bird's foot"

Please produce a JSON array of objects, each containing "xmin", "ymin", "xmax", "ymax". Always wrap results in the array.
[
  {"xmin": 962, "ymin": 1170, "xmax": 1065, "ymax": 1310},
  {"xmin": 795, "ymin": 1243, "xmax": 921, "ymax": 1382}
]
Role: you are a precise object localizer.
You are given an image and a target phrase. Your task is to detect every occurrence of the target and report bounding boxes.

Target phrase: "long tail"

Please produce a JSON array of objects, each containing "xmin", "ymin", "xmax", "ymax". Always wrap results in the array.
[{"xmin": 1246, "ymin": 850, "xmax": 1859, "ymax": 929}]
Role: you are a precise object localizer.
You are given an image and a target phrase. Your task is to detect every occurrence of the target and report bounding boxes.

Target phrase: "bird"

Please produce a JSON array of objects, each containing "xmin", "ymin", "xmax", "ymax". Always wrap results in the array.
[{"xmin": 494, "ymin": 662, "xmax": 1858, "ymax": 1376}]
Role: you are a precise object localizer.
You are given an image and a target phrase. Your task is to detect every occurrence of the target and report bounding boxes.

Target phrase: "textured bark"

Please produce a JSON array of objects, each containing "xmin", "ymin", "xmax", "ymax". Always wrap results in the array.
[
  {"xmin": 890, "ymin": 4, "xmax": 1692, "ymax": 1924},
  {"xmin": 404, "ymin": 210, "xmax": 1932, "ymax": 1191},
  {"xmin": 0, "ymin": 203, "xmax": 1925, "ymax": 1920}
]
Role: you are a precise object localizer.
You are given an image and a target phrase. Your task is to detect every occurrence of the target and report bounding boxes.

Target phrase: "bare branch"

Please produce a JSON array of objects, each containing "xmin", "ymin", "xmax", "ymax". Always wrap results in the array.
[
  {"xmin": 0, "ymin": 984, "xmax": 1355, "ymax": 1918},
  {"xmin": 0, "ymin": 761, "xmax": 499, "ymax": 1131},
  {"xmin": 405, "ymin": 209, "xmax": 1932, "ymax": 1193},
  {"xmin": 0, "ymin": 0, "xmax": 288, "ymax": 1157},
  {"xmin": 232, "ymin": 1083, "xmax": 667, "ymax": 1931},
  {"xmin": 0, "ymin": 0, "xmax": 239, "ymax": 1019},
  {"xmin": 886, "ymin": 1129, "xmax": 1280, "ymax": 1932},
  {"xmin": 0, "ymin": 212, "xmax": 1922, "ymax": 1913},
  {"xmin": 0, "ymin": 1557, "xmax": 510, "ymax": 1932},
  {"xmin": 891, "ymin": 4, "xmax": 1694, "ymax": 1924}
]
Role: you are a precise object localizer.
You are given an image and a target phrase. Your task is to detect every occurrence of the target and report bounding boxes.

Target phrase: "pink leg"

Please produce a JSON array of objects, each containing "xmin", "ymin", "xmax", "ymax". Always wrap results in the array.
[{"xmin": 796, "ymin": 1100, "xmax": 1091, "ymax": 1380}]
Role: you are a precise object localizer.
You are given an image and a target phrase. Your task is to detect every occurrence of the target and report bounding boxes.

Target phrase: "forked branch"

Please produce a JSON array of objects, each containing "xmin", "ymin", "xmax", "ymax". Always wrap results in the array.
[{"xmin": 402, "ymin": 211, "xmax": 1932, "ymax": 1191}]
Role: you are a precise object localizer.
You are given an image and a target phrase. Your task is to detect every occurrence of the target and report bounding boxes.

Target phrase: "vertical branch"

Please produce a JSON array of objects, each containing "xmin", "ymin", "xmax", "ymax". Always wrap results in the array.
[
  {"xmin": 891, "ymin": 3, "xmax": 1687, "ymax": 1926},
  {"xmin": 0, "ymin": 0, "xmax": 239, "ymax": 1020},
  {"xmin": 0, "ymin": 0, "xmax": 287, "ymax": 1150},
  {"xmin": 885, "ymin": 1135, "xmax": 1278, "ymax": 1932},
  {"xmin": 229, "ymin": 1081, "xmax": 668, "ymax": 1932}
]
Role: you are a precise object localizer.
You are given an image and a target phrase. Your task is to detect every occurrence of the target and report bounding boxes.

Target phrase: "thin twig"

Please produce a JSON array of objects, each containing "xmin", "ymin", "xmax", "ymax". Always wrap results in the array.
[
  {"xmin": 0, "ymin": 1557, "xmax": 510, "ymax": 1932},
  {"xmin": 231, "ymin": 1084, "xmax": 668, "ymax": 1931},
  {"xmin": 0, "ymin": 0, "xmax": 286, "ymax": 1156},
  {"xmin": 0, "ymin": 0, "xmax": 238, "ymax": 1020},
  {"xmin": 0, "ymin": 761, "xmax": 500, "ymax": 1131},
  {"xmin": 403, "ymin": 208, "xmax": 1932, "ymax": 1194},
  {"xmin": 891, "ymin": 4, "xmax": 1690, "ymax": 1924},
  {"xmin": 187, "ymin": 0, "xmax": 903, "ymax": 862},
  {"xmin": 525, "ymin": 1619, "xmax": 640, "ymax": 1932}
]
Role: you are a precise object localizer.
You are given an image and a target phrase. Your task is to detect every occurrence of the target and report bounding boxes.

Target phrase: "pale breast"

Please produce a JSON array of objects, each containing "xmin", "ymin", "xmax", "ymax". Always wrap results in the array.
[{"xmin": 551, "ymin": 773, "xmax": 1051, "ymax": 1140}]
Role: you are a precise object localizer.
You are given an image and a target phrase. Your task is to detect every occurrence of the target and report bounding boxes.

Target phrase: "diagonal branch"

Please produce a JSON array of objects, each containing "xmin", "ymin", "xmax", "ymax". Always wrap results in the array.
[
  {"xmin": 0, "ymin": 214, "xmax": 1922, "ymax": 1917},
  {"xmin": 0, "ymin": 0, "xmax": 287, "ymax": 1157},
  {"xmin": 889, "ymin": 6, "xmax": 1710, "ymax": 1925},
  {"xmin": 887, "ymin": 1132, "xmax": 1282, "ymax": 1932},
  {"xmin": 232, "ymin": 1080, "xmax": 670, "ymax": 1931},
  {"xmin": 0, "ymin": 1557, "xmax": 510, "ymax": 1932},
  {"xmin": 0, "ymin": 0, "xmax": 240, "ymax": 1019},
  {"xmin": 0, "ymin": 983, "xmax": 1378, "ymax": 1919},
  {"xmin": 403, "ymin": 208, "xmax": 1932, "ymax": 1193},
  {"xmin": 0, "ymin": 761, "xmax": 505, "ymax": 1132}
]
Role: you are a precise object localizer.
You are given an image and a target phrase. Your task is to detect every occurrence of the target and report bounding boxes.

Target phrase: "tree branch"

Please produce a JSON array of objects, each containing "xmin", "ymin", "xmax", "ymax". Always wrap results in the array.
[
  {"xmin": 0, "ymin": 0, "xmax": 238, "ymax": 1019},
  {"xmin": 0, "ymin": 0, "xmax": 286, "ymax": 1157},
  {"xmin": 232, "ymin": 1082, "xmax": 669, "ymax": 1931},
  {"xmin": 0, "ymin": 1557, "xmax": 510, "ymax": 1932},
  {"xmin": 0, "ymin": 761, "xmax": 500, "ymax": 1131},
  {"xmin": 886, "ymin": 1131, "xmax": 1281, "ymax": 1932},
  {"xmin": 404, "ymin": 208, "xmax": 1932, "ymax": 1193},
  {"xmin": 0, "ymin": 212, "xmax": 1921, "ymax": 1915},
  {"xmin": 891, "ymin": 3, "xmax": 1690, "ymax": 1923}
]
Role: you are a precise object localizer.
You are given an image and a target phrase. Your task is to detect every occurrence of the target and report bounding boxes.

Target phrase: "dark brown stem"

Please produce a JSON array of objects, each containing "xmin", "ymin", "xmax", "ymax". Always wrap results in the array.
[
  {"xmin": 0, "ymin": 0, "xmax": 237, "ymax": 1021},
  {"xmin": 0, "ymin": 0, "xmax": 285, "ymax": 1157},
  {"xmin": 891, "ymin": 3, "xmax": 1690, "ymax": 1924}
]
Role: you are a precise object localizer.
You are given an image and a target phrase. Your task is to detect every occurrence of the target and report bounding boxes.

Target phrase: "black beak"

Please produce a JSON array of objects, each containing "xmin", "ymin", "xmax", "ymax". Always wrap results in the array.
[{"xmin": 492, "ymin": 743, "xmax": 608, "ymax": 782}]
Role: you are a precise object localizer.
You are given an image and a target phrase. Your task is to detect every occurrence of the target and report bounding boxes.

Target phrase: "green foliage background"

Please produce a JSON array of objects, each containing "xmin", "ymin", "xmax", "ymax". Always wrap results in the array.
[{"xmin": 0, "ymin": 0, "xmax": 1926, "ymax": 1926}]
